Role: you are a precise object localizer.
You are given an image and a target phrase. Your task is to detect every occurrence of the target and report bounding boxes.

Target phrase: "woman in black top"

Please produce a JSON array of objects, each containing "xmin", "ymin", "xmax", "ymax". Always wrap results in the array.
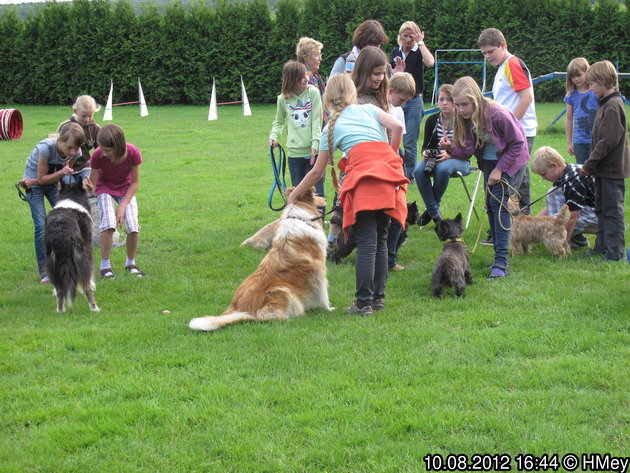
[{"xmin": 391, "ymin": 21, "xmax": 435, "ymax": 180}]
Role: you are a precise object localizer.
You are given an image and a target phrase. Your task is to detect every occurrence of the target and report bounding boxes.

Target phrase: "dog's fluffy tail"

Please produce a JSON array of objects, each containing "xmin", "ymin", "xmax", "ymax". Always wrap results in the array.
[
  {"xmin": 555, "ymin": 205, "xmax": 571, "ymax": 226},
  {"xmin": 47, "ymin": 246, "xmax": 86, "ymax": 306},
  {"xmin": 189, "ymin": 311, "xmax": 256, "ymax": 331}
]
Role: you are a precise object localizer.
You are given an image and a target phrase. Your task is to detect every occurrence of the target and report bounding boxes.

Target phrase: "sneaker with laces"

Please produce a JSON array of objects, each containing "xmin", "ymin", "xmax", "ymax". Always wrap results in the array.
[
  {"xmin": 372, "ymin": 298, "xmax": 385, "ymax": 311},
  {"xmin": 345, "ymin": 301, "xmax": 373, "ymax": 316}
]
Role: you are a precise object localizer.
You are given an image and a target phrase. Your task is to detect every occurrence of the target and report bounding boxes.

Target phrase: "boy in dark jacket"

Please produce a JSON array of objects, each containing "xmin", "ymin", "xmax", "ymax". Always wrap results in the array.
[{"xmin": 581, "ymin": 60, "xmax": 630, "ymax": 262}]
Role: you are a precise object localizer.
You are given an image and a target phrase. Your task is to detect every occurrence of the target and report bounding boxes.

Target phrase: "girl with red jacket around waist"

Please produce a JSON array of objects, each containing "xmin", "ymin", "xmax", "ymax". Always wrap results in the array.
[
  {"xmin": 288, "ymin": 74, "xmax": 408, "ymax": 315},
  {"xmin": 440, "ymin": 77, "xmax": 529, "ymax": 280}
]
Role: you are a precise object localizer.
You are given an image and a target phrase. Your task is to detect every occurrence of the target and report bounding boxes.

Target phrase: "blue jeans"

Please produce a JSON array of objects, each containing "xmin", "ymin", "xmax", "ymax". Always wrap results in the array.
[
  {"xmin": 26, "ymin": 184, "xmax": 59, "ymax": 276},
  {"xmin": 573, "ymin": 142, "xmax": 590, "ymax": 165},
  {"xmin": 414, "ymin": 158, "xmax": 470, "ymax": 217},
  {"xmin": 480, "ymin": 159, "xmax": 512, "ymax": 270},
  {"xmin": 401, "ymin": 95, "xmax": 424, "ymax": 179},
  {"xmin": 288, "ymin": 157, "xmax": 324, "ymax": 197}
]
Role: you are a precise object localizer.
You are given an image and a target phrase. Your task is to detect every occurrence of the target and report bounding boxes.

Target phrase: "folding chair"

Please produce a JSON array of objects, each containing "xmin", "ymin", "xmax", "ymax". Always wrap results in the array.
[{"xmin": 451, "ymin": 166, "xmax": 483, "ymax": 229}]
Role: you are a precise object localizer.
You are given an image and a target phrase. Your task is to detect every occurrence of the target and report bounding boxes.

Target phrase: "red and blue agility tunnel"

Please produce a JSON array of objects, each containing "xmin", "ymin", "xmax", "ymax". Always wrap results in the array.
[{"xmin": 0, "ymin": 108, "xmax": 23, "ymax": 140}]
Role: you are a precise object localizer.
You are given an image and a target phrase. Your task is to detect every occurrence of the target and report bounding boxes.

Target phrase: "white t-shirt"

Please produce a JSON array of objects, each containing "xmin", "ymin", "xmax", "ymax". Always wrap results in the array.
[
  {"xmin": 388, "ymin": 104, "xmax": 406, "ymax": 135},
  {"xmin": 492, "ymin": 54, "xmax": 538, "ymax": 137}
]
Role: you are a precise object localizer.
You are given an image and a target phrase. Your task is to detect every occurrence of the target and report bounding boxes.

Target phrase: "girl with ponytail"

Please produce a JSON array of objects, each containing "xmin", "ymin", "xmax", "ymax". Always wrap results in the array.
[{"xmin": 288, "ymin": 74, "xmax": 408, "ymax": 315}]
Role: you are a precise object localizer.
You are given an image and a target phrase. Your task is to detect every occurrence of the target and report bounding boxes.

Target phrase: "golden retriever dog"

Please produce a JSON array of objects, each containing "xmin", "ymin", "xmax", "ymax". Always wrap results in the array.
[
  {"xmin": 189, "ymin": 187, "xmax": 333, "ymax": 331},
  {"xmin": 510, "ymin": 204, "xmax": 572, "ymax": 257}
]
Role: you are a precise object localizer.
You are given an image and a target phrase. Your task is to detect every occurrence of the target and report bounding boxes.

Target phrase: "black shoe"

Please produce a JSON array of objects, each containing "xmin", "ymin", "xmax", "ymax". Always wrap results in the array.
[
  {"xmin": 595, "ymin": 256, "xmax": 622, "ymax": 263},
  {"xmin": 586, "ymin": 248, "xmax": 604, "ymax": 257},
  {"xmin": 418, "ymin": 210, "xmax": 431, "ymax": 227}
]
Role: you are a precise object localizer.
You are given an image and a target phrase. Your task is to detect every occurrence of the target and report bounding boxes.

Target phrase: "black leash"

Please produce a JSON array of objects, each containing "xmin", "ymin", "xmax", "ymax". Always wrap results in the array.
[
  {"xmin": 514, "ymin": 171, "xmax": 583, "ymax": 214},
  {"xmin": 15, "ymin": 181, "xmax": 28, "ymax": 202},
  {"xmin": 268, "ymin": 144, "xmax": 287, "ymax": 211}
]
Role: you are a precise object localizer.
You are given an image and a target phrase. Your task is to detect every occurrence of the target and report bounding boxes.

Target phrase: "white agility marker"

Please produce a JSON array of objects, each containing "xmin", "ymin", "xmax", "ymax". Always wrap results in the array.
[
  {"xmin": 241, "ymin": 76, "xmax": 251, "ymax": 116},
  {"xmin": 138, "ymin": 78, "xmax": 149, "ymax": 117},
  {"xmin": 103, "ymin": 80, "xmax": 113, "ymax": 121},
  {"xmin": 208, "ymin": 78, "xmax": 218, "ymax": 121}
]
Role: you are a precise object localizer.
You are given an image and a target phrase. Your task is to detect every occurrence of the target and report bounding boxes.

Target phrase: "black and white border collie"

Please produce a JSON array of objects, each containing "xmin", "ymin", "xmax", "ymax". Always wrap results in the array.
[{"xmin": 45, "ymin": 178, "xmax": 99, "ymax": 312}]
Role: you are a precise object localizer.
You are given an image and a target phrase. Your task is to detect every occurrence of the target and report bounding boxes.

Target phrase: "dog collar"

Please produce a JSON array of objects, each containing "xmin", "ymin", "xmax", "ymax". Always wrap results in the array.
[
  {"xmin": 286, "ymin": 215, "xmax": 322, "ymax": 223},
  {"xmin": 442, "ymin": 237, "xmax": 464, "ymax": 243}
]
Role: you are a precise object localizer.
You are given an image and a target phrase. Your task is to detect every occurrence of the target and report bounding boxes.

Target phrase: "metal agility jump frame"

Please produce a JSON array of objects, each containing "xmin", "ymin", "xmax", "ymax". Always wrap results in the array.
[{"xmin": 431, "ymin": 49, "xmax": 488, "ymax": 105}]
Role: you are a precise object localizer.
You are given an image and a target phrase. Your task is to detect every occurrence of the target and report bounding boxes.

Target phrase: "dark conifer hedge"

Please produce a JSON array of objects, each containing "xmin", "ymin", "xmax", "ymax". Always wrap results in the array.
[{"xmin": 0, "ymin": 0, "xmax": 627, "ymax": 104}]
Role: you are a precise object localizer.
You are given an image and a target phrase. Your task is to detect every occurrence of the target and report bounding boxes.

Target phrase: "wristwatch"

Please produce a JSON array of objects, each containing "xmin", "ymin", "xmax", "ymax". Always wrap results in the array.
[{"xmin": 418, "ymin": 40, "xmax": 424, "ymax": 46}]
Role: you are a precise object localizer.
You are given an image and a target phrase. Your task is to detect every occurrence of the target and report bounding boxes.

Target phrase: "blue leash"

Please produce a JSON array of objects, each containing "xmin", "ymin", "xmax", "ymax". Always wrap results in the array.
[{"xmin": 268, "ymin": 144, "xmax": 287, "ymax": 211}]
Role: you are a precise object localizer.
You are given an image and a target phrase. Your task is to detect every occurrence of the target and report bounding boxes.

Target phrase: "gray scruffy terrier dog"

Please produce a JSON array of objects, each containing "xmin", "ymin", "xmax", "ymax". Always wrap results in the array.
[{"xmin": 431, "ymin": 213, "xmax": 473, "ymax": 297}]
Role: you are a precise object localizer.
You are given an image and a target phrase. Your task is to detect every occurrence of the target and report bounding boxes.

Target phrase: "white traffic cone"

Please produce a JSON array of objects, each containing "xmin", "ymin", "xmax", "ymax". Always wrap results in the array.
[
  {"xmin": 103, "ymin": 80, "xmax": 113, "ymax": 121},
  {"xmin": 138, "ymin": 78, "xmax": 149, "ymax": 117},
  {"xmin": 208, "ymin": 78, "xmax": 218, "ymax": 121},
  {"xmin": 241, "ymin": 76, "xmax": 251, "ymax": 117}
]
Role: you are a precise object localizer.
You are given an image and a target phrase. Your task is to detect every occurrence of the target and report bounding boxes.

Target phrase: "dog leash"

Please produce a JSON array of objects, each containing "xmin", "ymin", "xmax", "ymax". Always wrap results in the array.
[
  {"xmin": 468, "ymin": 215, "xmax": 485, "ymax": 254},
  {"xmin": 268, "ymin": 144, "xmax": 287, "ymax": 211},
  {"xmin": 515, "ymin": 172, "xmax": 583, "ymax": 214},
  {"xmin": 485, "ymin": 178, "xmax": 518, "ymax": 231},
  {"xmin": 15, "ymin": 181, "xmax": 29, "ymax": 202}
]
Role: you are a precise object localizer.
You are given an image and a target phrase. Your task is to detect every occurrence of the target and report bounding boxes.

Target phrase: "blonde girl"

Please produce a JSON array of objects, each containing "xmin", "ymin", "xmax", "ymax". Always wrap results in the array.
[
  {"xmin": 20, "ymin": 122, "xmax": 84, "ymax": 283},
  {"xmin": 269, "ymin": 60, "xmax": 324, "ymax": 198},
  {"xmin": 415, "ymin": 83, "xmax": 470, "ymax": 226},
  {"xmin": 57, "ymin": 95, "xmax": 101, "ymax": 183},
  {"xmin": 440, "ymin": 77, "xmax": 529, "ymax": 279},
  {"xmin": 564, "ymin": 58, "xmax": 599, "ymax": 164},
  {"xmin": 89, "ymin": 123, "xmax": 143, "ymax": 279},
  {"xmin": 288, "ymin": 74, "xmax": 408, "ymax": 315}
]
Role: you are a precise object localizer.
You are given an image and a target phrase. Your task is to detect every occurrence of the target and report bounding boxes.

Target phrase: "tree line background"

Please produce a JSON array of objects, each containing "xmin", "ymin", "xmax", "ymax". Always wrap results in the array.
[{"xmin": 0, "ymin": 0, "xmax": 628, "ymax": 106}]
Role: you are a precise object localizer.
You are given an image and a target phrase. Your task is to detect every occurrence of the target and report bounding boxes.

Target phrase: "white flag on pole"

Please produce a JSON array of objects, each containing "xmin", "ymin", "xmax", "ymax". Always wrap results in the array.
[
  {"xmin": 138, "ymin": 78, "xmax": 149, "ymax": 117},
  {"xmin": 103, "ymin": 80, "xmax": 113, "ymax": 121},
  {"xmin": 208, "ymin": 78, "xmax": 218, "ymax": 121},
  {"xmin": 241, "ymin": 76, "xmax": 251, "ymax": 116}
]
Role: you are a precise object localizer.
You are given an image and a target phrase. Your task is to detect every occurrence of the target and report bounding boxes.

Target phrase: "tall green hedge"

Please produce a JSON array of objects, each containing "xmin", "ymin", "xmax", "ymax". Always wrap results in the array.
[{"xmin": 0, "ymin": 0, "xmax": 628, "ymax": 105}]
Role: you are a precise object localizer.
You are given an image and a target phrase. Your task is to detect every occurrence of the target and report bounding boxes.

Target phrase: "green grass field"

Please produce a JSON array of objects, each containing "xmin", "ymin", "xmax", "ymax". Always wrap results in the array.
[{"xmin": 1, "ymin": 103, "xmax": 628, "ymax": 472}]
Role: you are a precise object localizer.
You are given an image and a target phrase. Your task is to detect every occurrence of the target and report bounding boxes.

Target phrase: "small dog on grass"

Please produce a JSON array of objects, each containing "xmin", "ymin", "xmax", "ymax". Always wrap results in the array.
[
  {"xmin": 45, "ymin": 179, "xmax": 99, "ymax": 313},
  {"xmin": 510, "ymin": 204, "xmax": 571, "ymax": 257},
  {"xmin": 431, "ymin": 213, "xmax": 473, "ymax": 298},
  {"xmin": 190, "ymin": 187, "xmax": 333, "ymax": 331}
]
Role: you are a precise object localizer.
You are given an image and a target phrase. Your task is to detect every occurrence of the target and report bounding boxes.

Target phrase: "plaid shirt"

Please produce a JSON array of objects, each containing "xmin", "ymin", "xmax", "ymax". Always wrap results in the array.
[{"xmin": 555, "ymin": 163, "xmax": 595, "ymax": 212}]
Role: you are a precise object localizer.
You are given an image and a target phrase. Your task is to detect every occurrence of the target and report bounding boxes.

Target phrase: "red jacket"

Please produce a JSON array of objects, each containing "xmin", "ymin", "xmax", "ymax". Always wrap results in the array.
[{"xmin": 338, "ymin": 141, "xmax": 409, "ymax": 232}]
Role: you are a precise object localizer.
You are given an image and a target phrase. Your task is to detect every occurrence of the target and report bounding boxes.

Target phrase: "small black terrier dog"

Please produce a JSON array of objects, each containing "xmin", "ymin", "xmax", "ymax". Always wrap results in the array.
[
  {"xmin": 431, "ymin": 213, "xmax": 473, "ymax": 297},
  {"xmin": 328, "ymin": 201, "xmax": 419, "ymax": 264}
]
